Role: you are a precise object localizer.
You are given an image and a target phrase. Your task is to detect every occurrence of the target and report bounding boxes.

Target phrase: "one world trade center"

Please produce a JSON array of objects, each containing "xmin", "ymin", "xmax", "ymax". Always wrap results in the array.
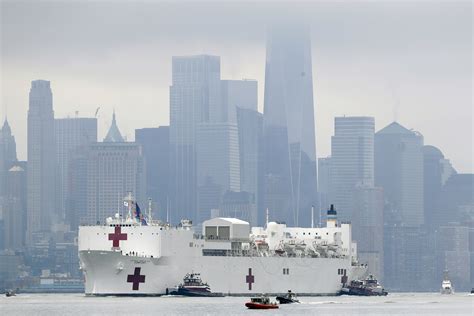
[{"xmin": 263, "ymin": 23, "xmax": 318, "ymax": 226}]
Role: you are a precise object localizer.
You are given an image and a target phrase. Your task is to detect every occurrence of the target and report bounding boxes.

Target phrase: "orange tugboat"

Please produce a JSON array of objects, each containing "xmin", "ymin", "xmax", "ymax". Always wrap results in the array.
[{"xmin": 245, "ymin": 295, "xmax": 279, "ymax": 309}]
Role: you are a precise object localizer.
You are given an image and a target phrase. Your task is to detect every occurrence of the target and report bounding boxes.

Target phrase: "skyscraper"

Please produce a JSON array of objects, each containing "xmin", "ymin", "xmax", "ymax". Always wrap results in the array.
[
  {"xmin": 263, "ymin": 23, "xmax": 317, "ymax": 226},
  {"xmin": 0, "ymin": 119, "xmax": 17, "ymax": 196},
  {"xmin": 169, "ymin": 55, "xmax": 220, "ymax": 223},
  {"xmin": 196, "ymin": 122, "xmax": 240, "ymax": 222},
  {"xmin": 222, "ymin": 79, "xmax": 262, "ymax": 224},
  {"xmin": 437, "ymin": 224, "xmax": 471, "ymax": 291},
  {"xmin": 27, "ymin": 80, "xmax": 56, "ymax": 243},
  {"xmin": 422, "ymin": 145, "xmax": 457, "ymax": 229},
  {"xmin": 375, "ymin": 122, "xmax": 424, "ymax": 227},
  {"xmin": 352, "ymin": 184, "xmax": 384, "ymax": 280},
  {"xmin": 2, "ymin": 163, "xmax": 27, "ymax": 250},
  {"xmin": 317, "ymin": 157, "xmax": 332, "ymax": 224},
  {"xmin": 236, "ymin": 107, "xmax": 263, "ymax": 224},
  {"xmin": 135, "ymin": 126, "xmax": 170, "ymax": 220},
  {"xmin": 55, "ymin": 117, "xmax": 97, "ymax": 226},
  {"xmin": 375, "ymin": 122, "xmax": 425, "ymax": 291},
  {"xmin": 331, "ymin": 116, "xmax": 375, "ymax": 221},
  {"xmin": 85, "ymin": 113, "xmax": 145, "ymax": 224}
]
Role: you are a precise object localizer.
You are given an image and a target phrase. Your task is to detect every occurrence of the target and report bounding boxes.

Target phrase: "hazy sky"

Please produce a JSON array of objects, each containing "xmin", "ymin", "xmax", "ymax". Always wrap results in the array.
[{"xmin": 1, "ymin": 0, "xmax": 472, "ymax": 172}]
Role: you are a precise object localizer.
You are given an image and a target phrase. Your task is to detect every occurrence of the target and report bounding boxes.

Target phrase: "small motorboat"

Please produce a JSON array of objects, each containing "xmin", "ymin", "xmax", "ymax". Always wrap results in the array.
[
  {"xmin": 245, "ymin": 295, "xmax": 279, "ymax": 309},
  {"xmin": 276, "ymin": 290, "xmax": 300, "ymax": 304},
  {"xmin": 5, "ymin": 290, "xmax": 16, "ymax": 297},
  {"xmin": 169, "ymin": 272, "xmax": 224, "ymax": 297},
  {"xmin": 440, "ymin": 270, "xmax": 454, "ymax": 295}
]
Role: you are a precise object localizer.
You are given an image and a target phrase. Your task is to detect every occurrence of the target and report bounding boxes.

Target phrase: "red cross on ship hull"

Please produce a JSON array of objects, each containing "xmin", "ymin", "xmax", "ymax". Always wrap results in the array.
[
  {"xmin": 108, "ymin": 226, "xmax": 127, "ymax": 248},
  {"xmin": 127, "ymin": 267, "xmax": 146, "ymax": 291},
  {"xmin": 246, "ymin": 268, "xmax": 255, "ymax": 290}
]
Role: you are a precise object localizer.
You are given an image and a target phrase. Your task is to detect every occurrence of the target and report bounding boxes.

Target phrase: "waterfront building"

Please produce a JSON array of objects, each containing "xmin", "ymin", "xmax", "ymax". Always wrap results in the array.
[
  {"xmin": 352, "ymin": 184, "xmax": 384, "ymax": 280},
  {"xmin": 437, "ymin": 224, "xmax": 471, "ymax": 291}
]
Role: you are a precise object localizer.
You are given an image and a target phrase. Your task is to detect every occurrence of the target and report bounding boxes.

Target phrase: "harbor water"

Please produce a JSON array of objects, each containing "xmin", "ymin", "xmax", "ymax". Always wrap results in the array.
[{"xmin": 1, "ymin": 292, "xmax": 472, "ymax": 315}]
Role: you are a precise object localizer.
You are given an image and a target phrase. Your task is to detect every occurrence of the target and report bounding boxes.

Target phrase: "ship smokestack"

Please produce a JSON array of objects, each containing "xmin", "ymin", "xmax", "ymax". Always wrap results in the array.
[{"xmin": 327, "ymin": 204, "xmax": 338, "ymax": 228}]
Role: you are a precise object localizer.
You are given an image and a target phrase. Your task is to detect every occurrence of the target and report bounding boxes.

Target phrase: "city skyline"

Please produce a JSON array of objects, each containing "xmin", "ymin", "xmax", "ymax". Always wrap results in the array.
[
  {"xmin": 0, "ymin": 1, "xmax": 472, "ymax": 296},
  {"xmin": 1, "ymin": 1, "xmax": 472, "ymax": 173}
]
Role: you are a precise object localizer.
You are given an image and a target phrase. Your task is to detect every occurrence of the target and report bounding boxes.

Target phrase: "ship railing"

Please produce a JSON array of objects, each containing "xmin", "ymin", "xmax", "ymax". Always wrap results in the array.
[{"xmin": 200, "ymin": 248, "xmax": 350, "ymax": 258}]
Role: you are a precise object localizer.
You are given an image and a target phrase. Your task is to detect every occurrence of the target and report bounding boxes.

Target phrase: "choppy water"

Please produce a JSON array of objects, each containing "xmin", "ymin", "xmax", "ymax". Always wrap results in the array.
[{"xmin": 1, "ymin": 293, "xmax": 472, "ymax": 315}]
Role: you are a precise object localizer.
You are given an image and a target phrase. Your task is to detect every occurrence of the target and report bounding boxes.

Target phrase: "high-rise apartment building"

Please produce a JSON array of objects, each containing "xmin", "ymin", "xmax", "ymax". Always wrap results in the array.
[
  {"xmin": 55, "ymin": 117, "xmax": 97, "ymax": 225},
  {"xmin": 26, "ymin": 80, "xmax": 56, "ymax": 243},
  {"xmin": 331, "ymin": 117, "xmax": 375, "ymax": 221},
  {"xmin": 169, "ymin": 55, "xmax": 220, "ymax": 223},
  {"xmin": 263, "ymin": 23, "xmax": 317, "ymax": 226}
]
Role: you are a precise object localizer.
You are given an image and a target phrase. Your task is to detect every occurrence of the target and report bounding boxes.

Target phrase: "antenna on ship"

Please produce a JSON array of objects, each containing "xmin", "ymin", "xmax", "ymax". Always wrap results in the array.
[
  {"xmin": 311, "ymin": 205, "xmax": 314, "ymax": 228},
  {"xmin": 118, "ymin": 192, "xmax": 122, "ymax": 219},
  {"xmin": 166, "ymin": 196, "xmax": 170, "ymax": 224},
  {"xmin": 266, "ymin": 208, "xmax": 269, "ymax": 228}
]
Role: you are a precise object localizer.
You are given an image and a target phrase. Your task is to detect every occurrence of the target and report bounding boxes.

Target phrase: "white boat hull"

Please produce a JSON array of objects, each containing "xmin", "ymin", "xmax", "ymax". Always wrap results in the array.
[{"xmin": 80, "ymin": 250, "xmax": 367, "ymax": 296}]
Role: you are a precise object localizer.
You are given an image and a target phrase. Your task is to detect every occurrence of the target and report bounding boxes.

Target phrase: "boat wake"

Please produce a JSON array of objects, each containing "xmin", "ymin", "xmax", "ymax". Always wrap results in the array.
[{"xmin": 304, "ymin": 301, "xmax": 341, "ymax": 305}]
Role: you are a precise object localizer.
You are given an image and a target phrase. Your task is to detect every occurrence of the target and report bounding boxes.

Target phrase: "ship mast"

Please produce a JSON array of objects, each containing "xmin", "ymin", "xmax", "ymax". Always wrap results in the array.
[
  {"xmin": 148, "ymin": 198, "xmax": 153, "ymax": 222},
  {"xmin": 126, "ymin": 191, "xmax": 133, "ymax": 220}
]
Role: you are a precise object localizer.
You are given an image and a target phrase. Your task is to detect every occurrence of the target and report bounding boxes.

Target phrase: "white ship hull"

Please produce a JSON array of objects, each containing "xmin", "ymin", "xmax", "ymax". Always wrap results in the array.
[
  {"xmin": 79, "ymin": 211, "xmax": 368, "ymax": 296},
  {"xmin": 80, "ymin": 250, "xmax": 366, "ymax": 296}
]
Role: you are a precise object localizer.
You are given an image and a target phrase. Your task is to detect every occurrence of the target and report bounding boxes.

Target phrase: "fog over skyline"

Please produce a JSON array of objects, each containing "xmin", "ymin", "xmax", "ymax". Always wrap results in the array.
[{"xmin": 1, "ymin": 1, "xmax": 472, "ymax": 172}]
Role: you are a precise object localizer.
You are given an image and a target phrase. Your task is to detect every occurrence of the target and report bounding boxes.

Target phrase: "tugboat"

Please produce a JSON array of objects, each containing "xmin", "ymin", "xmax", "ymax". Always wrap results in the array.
[
  {"xmin": 169, "ymin": 272, "xmax": 224, "ymax": 297},
  {"xmin": 245, "ymin": 295, "xmax": 279, "ymax": 309},
  {"xmin": 440, "ymin": 270, "xmax": 454, "ymax": 294},
  {"xmin": 341, "ymin": 274, "xmax": 388, "ymax": 296},
  {"xmin": 276, "ymin": 290, "xmax": 300, "ymax": 304}
]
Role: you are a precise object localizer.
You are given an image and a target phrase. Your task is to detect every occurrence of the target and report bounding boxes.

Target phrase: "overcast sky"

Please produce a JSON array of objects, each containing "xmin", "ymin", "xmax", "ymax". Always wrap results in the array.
[{"xmin": 1, "ymin": 0, "xmax": 472, "ymax": 172}]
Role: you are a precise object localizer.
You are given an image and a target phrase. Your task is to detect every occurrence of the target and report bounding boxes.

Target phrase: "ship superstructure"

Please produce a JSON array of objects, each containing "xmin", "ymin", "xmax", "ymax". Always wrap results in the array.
[{"xmin": 78, "ymin": 201, "xmax": 367, "ymax": 296}]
